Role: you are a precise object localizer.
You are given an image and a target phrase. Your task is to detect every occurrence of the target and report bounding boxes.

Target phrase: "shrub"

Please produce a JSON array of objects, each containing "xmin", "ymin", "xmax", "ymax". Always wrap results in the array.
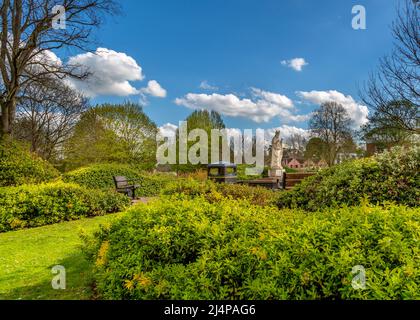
[
  {"xmin": 0, "ymin": 140, "xmax": 59, "ymax": 187},
  {"xmin": 84, "ymin": 197, "xmax": 420, "ymax": 299},
  {"xmin": 161, "ymin": 178, "xmax": 214, "ymax": 197},
  {"xmin": 217, "ymin": 183, "xmax": 279, "ymax": 206},
  {"xmin": 277, "ymin": 146, "xmax": 420, "ymax": 211},
  {"xmin": 63, "ymin": 163, "xmax": 176, "ymax": 196},
  {"xmin": 0, "ymin": 182, "xmax": 130, "ymax": 232},
  {"xmin": 161, "ymin": 178, "xmax": 278, "ymax": 206},
  {"xmin": 177, "ymin": 170, "xmax": 208, "ymax": 181}
]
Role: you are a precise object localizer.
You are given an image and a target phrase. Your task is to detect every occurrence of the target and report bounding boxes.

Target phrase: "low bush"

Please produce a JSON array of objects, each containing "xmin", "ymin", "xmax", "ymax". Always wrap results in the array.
[
  {"xmin": 161, "ymin": 178, "xmax": 214, "ymax": 197},
  {"xmin": 0, "ymin": 182, "xmax": 130, "ymax": 232},
  {"xmin": 161, "ymin": 178, "xmax": 278, "ymax": 206},
  {"xmin": 217, "ymin": 183, "xmax": 279, "ymax": 206},
  {"xmin": 63, "ymin": 163, "xmax": 176, "ymax": 196},
  {"xmin": 177, "ymin": 170, "xmax": 208, "ymax": 181},
  {"xmin": 0, "ymin": 140, "xmax": 59, "ymax": 187},
  {"xmin": 277, "ymin": 146, "xmax": 420, "ymax": 211},
  {"xmin": 84, "ymin": 197, "xmax": 420, "ymax": 299}
]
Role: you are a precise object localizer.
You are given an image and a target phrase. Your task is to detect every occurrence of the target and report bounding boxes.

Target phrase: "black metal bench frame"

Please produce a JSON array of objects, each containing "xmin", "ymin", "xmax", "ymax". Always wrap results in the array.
[{"xmin": 113, "ymin": 176, "xmax": 140, "ymax": 200}]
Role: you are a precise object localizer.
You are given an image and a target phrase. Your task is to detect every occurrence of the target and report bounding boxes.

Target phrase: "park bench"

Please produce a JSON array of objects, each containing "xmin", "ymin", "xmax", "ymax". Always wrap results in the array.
[
  {"xmin": 282, "ymin": 172, "xmax": 315, "ymax": 190},
  {"xmin": 113, "ymin": 176, "xmax": 140, "ymax": 199}
]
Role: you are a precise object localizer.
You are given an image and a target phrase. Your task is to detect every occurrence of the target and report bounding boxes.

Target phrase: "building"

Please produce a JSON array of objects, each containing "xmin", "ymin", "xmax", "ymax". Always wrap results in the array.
[{"xmin": 287, "ymin": 158, "xmax": 302, "ymax": 169}]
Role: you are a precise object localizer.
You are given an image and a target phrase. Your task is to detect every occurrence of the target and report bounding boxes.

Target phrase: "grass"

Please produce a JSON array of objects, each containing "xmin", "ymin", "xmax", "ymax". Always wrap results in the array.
[{"xmin": 0, "ymin": 214, "xmax": 120, "ymax": 300}]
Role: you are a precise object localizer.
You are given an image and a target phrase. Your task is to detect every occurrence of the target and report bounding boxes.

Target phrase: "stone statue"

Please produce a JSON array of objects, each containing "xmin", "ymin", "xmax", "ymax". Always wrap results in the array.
[{"xmin": 269, "ymin": 130, "xmax": 284, "ymax": 177}]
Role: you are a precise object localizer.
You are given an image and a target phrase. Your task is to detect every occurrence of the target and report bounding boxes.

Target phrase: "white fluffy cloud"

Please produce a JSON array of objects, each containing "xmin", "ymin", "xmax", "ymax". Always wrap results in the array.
[
  {"xmin": 296, "ymin": 90, "xmax": 369, "ymax": 128},
  {"xmin": 140, "ymin": 80, "xmax": 167, "ymax": 98},
  {"xmin": 158, "ymin": 123, "xmax": 178, "ymax": 139},
  {"xmin": 281, "ymin": 58, "xmax": 308, "ymax": 72},
  {"xmin": 265, "ymin": 125, "xmax": 309, "ymax": 141},
  {"xmin": 33, "ymin": 49, "xmax": 62, "ymax": 68},
  {"xmin": 175, "ymin": 88, "xmax": 308, "ymax": 123},
  {"xmin": 199, "ymin": 80, "xmax": 218, "ymax": 91},
  {"xmin": 67, "ymin": 48, "xmax": 144, "ymax": 97}
]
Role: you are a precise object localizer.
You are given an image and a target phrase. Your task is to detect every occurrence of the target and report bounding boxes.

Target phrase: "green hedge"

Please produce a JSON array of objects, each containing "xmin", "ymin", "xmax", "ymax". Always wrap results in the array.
[
  {"xmin": 277, "ymin": 146, "xmax": 420, "ymax": 211},
  {"xmin": 84, "ymin": 197, "xmax": 420, "ymax": 299},
  {"xmin": 161, "ymin": 178, "xmax": 278, "ymax": 206},
  {"xmin": 0, "ymin": 140, "xmax": 59, "ymax": 187},
  {"xmin": 0, "ymin": 182, "xmax": 130, "ymax": 232},
  {"xmin": 63, "ymin": 163, "xmax": 176, "ymax": 197}
]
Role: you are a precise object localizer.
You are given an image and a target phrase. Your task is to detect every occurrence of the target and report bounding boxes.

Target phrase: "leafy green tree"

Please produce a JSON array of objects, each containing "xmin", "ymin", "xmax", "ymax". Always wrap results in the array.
[
  {"xmin": 186, "ymin": 110, "xmax": 225, "ymax": 131},
  {"xmin": 361, "ymin": 100, "xmax": 419, "ymax": 149},
  {"xmin": 173, "ymin": 110, "xmax": 225, "ymax": 173},
  {"xmin": 64, "ymin": 103, "xmax": 158, "ymax": 171},
  {"xmin": 304, "ymin": 137, "xmax": 328, "ymax": 163}
]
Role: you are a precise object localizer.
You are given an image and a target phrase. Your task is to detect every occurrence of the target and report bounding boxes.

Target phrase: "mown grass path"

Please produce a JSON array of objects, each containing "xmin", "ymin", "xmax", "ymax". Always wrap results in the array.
[{"xmin": 0, "ymin": 214, "xmax": 120, "ymax": 300}]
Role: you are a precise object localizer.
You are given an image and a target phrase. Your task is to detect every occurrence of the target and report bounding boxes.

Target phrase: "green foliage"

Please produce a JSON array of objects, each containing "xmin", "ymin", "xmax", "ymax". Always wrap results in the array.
[
  {"xmin": 161, "ymin": 178, "xmax": 278, "ymax": 206},
  {"xmin": 170, "ymin": 110, "xmax": 225, "ymax": 173},
  {"xmin": 64, "ymin": 103, "xmax": 158, "ymax": 171},
  {"xmin": 284, "ymin": 166, "xmax": 299, "ymax": 173},
  {"xmin": 185, "ymin": 110, "xmax": 225, "ymax": 131},
  {"xmin": 304, "ymin": 137, "xmax": 328, "ymax": 163},
  {"xmin": 0, "ymin": 182, "xmax": 130, "ymax": 232},
  {"xmin": 278, "ymin": 146, "xmax": 420, "ymax": 211},
  {"xmin": 216, "ymin": 183, "xmax": 279, "ymax": 206},
  {"xmin": 0, "ymin": 139, "xmax": 59, "ymax": 187},
  {"xmin": 63, "ymin": 164, "xmax": 140, "ymax": 189},
  {"xmin": 63, "ymin": 163, "xmax": 176, "ymax": 196},
  {"xmin": 84, "ymin": 197, "xmax": 420, "ymax": 299},
  {"xmin": 361, "ymin": 100, "xmax": 419, "ymax": 148}
]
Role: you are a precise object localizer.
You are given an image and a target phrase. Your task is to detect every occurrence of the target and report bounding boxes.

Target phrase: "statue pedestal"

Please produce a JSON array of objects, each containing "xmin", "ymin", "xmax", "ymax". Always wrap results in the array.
[
  {"xmin": 269, "ymin": 168, "xmax": 285, "ymax": 189},
  {"xmin": 268, "ymin": 168, "xmax": 284, "ymax": 178}
]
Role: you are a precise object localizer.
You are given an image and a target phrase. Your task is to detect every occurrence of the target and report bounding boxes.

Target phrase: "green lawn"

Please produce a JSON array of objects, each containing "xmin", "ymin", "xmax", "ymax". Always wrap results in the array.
[{"xmin": 0, "ymin": 214, "xmax": 120, "ymax": 300}]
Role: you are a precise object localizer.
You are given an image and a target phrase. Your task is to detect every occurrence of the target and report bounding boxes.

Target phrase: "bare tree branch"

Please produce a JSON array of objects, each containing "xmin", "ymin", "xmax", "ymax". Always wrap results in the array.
[{"xmin": 0, "ymin": 0, "xmax": 119, "ymax": 137}]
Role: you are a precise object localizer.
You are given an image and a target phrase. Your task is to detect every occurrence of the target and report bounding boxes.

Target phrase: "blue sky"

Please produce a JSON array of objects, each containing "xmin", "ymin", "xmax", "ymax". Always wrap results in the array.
[{"xmin": 65, "ymin": 0, "xmax": 399, "ymax": 137}]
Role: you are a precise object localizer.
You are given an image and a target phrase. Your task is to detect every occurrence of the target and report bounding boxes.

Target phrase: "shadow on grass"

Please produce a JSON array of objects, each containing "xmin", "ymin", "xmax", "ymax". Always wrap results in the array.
[{"xmin": 1, "ymin": 251, "xmax": 96, "ymax": 300}]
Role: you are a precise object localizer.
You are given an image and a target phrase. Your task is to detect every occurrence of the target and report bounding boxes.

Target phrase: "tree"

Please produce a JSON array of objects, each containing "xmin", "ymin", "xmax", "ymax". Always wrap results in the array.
[
  {"xmin": 64, "ymin": 103, "xmax": 158, "ymax": 170},
  {"xmin": 173, "ymin": 110, "xmax": 225, "ymax": 172},
  {"xmin": 185, "ymin": 110, "xmax": 225, "ymax": 131},
  {"xmin": 0, "ymin": 0, "xmax": 119, "ymax": 137},
  {"xmin": 14, "ymin": 79, "xmax": 88, "ymax": 161},
  {"xmin": 360, "ymin": 100, "xmax": 418, "ymax": 148},
  {"xmin": 94, "ymin": 102, "xmax": 158, "ymax": 165},
  {"xmin": 309, "ymin": 102, "xmax": 353, "ymax": 166},
  {"xmin": 285, "ymin": 133, "xmax": 308, "ymax": 153},
  {"xmin": 304, "ymin": 137, "xmax": 328, "ymax": 163},
  {"xmin": 360, "ymin": 0, "xmax": 419, "ymax": 139}
]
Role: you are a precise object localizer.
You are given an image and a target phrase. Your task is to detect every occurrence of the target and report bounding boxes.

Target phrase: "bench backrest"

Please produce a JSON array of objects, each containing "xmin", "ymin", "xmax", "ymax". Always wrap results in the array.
[{"xmin": 113, "ymin": 176, "xmax": 129, "ymax": 189}]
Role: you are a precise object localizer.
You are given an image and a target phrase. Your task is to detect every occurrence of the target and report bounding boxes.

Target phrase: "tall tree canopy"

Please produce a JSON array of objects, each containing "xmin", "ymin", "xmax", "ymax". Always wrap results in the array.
[
  {"xmin": 309, "ymin": 102, "xmax": 353, "ymax": 166},
  {"xmin": 64, "ymin": 102, "xmax": 158, "ymax": 170},
  {"xmin": 360, "ymin": 0, "xmax": 419, "ymax": 141},
  {"xmin": 0, "ymin": 0, "xmax": 118, "ymax": 137},
  {"xmin": 185, "ymin": 110, "xmax": 225, "ymax": 131},
  {"xmin": 172, "ymin": 110, "xmax": 225, "ymax": 172},
  {"xmin": 14, "ymin": 79, "xmax": 88, "ymax": 161}
]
